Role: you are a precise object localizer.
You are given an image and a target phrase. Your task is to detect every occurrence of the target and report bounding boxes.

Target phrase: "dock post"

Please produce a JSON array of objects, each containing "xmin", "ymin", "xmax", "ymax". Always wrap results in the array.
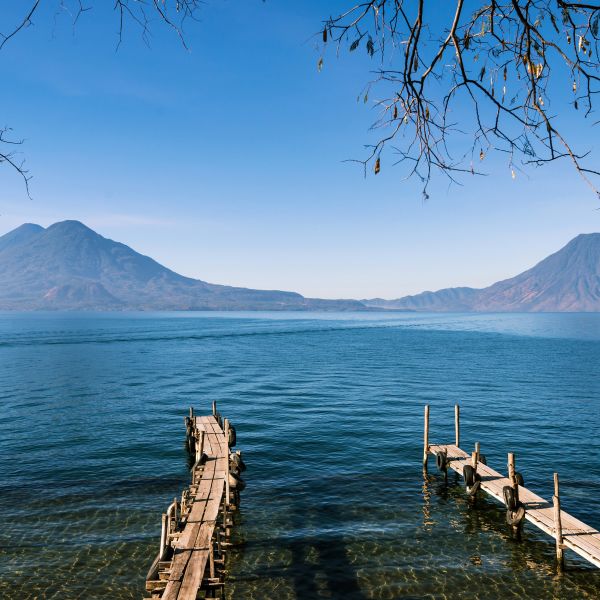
[
  {"xmin": 212, "ymin": 400, "xmax": 217, "ymax": 418},
  {"xmin": 196, "ymin": 430, "xmax": 205, "ymax": 464},
  {"xmin": 224, "ymin": 420, "xmax": 231, "ymax": 507},
  {"xmin": 508, "ymin": 453, "xmax": 519, "ymax": 503},
  {"xmin": 454, "ymin": 404, "xmax": 460, "ymax": 447},
  {"xmin": 159, "ymin": 513, "xmax": 168, "ymax": 560},
  {"xmin": 423, "ymin": 405, "xmax": 430, "ymax": 469},
  {"xmin": 209, "ymin": 539, "xmax": 215, "ymax": 578},
  {"xmin": 472, "ymin": 448, "xmax": 479, "ymax": 471},
  {"xmin": 553, "ymin": 472, "xmax": 565, "ymax": 568},
  {"xmin": 199, "ymin": 430, "xmax": 205, "ymax": 459}
]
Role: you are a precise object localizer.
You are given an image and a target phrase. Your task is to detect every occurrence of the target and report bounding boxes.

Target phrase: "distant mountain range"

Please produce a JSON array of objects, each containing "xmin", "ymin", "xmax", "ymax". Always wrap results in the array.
[
  {"xmin": 0, "ymin": 221, "xmax": 366, "ymax": 311},
  {"xmin": 364, "ymin": 233, "xmax": 600, "ymax": 312},
  {"xmin": 0, "ymin": 221, "xmax": 598, "ymax": 311}
]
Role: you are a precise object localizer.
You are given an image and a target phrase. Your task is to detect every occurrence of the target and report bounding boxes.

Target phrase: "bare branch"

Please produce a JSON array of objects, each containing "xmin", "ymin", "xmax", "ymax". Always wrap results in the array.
[{"xmin": 322, "ymin": 0, "xmax": 600, "ymax": 197}]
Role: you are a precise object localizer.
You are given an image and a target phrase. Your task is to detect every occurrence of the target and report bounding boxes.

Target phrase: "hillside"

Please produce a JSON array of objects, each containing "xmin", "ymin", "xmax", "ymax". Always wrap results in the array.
[
  {"xmin": 0, "ymin": 221, "xmax": 367, "ymax": 311},
  {"xmin": 364, "ymin": 233, "xmax": 600, "ymax": 312}
]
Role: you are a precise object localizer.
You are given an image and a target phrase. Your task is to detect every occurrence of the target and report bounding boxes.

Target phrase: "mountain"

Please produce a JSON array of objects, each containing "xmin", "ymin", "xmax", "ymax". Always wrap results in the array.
[
  {"xmin": 364, "ymin": 233, "xmax": 600, "ymax": 312},
  {"xmin": 0, "ymin": 220, "xmax": 368, "ymax": 311}
]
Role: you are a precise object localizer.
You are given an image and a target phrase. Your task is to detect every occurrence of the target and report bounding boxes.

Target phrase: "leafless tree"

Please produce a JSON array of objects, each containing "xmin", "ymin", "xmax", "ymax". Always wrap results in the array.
[
  {"xmin": 0, "ymin": 0, "xmax": 201, "ymax": 197},
  {"xmin": 320, "ymin": 1, "xmax": 600, "ymax": 198},
  {"xmin": 2, "ymin": 1, "xmax": 599, "ymax": 198}
]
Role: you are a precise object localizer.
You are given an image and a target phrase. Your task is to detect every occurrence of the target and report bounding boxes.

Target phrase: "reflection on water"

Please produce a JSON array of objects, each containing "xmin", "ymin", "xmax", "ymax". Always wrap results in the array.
[{"xmin": 0, "ymin": 312, "xmax": 599, "ymax": 599}]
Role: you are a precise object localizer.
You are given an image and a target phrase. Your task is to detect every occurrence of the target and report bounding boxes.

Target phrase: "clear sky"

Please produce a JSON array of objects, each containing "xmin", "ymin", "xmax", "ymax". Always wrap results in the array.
[{"xmin": 0, "ymin": 1, "xmax": 598, "ymax": 299}]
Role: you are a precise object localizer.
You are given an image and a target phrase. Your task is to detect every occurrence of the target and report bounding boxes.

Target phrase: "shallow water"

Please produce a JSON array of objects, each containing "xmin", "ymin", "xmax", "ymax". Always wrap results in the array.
[{"xmin": 0, "ymin": 311, "xmax": 599, "ymax": 599}]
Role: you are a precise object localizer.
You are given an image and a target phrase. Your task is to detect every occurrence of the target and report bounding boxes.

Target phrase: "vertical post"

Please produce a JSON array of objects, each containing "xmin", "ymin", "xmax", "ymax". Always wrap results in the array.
[
  {"xmin": 198, "ymin": 430, "xmax": 205, "ymax": 461},
  {"xmin": 159, "ymin": 513, "xmax": 167, "ymax": 559},
  {"xmin": 189, "ymin": 406, "xmax": 194, "ymax": 420},
  {"xmin": 553, "ymin": 472, "xmax": 564, "ymax": 567},
  {"xmin": 508, "ymin": 452, "xmax": 519, "ymax": 503},
  {"xmin": 209, "ymin": 539, "xmax": 215, "ymax": 578},
  {"xmin": 212, "ymin": 400, "xmax": 217, "ymax": 418},
  {"xmin": 471, "ymin": 451, "xmax": 478, "ymax": 471},
  {"xmin": 475, "ymin": 442, "xmax": 480, "ymax": 467},
  {"xmin": 454, "ymin": 404, "xmax": 460, "ymax": 447},
  {"xmin": 224, "ymin": 420, "xmax": 230, "ymax": 507},
  {"xmin": 423, "ymin": 405, "xmax": 430, "ymax": 469}
]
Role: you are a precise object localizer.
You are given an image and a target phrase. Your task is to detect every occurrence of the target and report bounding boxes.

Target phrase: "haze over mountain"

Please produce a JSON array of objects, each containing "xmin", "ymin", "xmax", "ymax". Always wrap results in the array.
[
  {"xmin": 0, "ymin": 222, "xmax": 598, "ymax": 312},
  {"xmin": 365, "ymin": 233, "xmax": 600, "ymax": 312},
  {"xmin": 0, "ymin": 221, "xmax": 367, "ymax": 311}
]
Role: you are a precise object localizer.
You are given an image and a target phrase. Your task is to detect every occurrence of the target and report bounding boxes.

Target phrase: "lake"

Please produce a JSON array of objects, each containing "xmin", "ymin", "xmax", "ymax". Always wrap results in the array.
[{"xmin": 1, "ymin": 311, "xmax": 599, "ymax": 599}]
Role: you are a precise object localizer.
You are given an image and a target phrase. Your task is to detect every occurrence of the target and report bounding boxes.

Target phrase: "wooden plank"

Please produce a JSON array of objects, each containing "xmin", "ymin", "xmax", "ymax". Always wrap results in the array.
[
  {"xmin": 158, "ymin": 414, "xmax": 231, "ymax": 600},
  {"xmin": 429, "ymin": 444, "xmax": 600, "ymax": 568}
]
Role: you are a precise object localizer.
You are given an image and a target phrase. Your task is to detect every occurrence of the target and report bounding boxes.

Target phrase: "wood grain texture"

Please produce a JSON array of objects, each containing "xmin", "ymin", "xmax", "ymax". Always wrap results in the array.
[
  {"xmin": 160, "ymin": 415, "xmax": 230, "ymax": 600},
  {"xmin": 429, "ymin": 444, "xmax": 600, "ymax": 567}
]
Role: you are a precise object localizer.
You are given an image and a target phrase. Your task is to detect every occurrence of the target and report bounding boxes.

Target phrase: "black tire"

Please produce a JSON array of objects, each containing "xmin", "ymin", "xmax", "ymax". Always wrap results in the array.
[
  {"xmin": 467, "ymin": 478, "xmax": 481, "ymax": 496},
  {"xmin": 463, "ymin": 465, "xmax": 476, "ymax": 487},
  {"xmin": 515, "ymin": 472, "xmax": 524, "ymax": 486},
  {"xmin": 228, "ymin": 424, "xmax": 237, "ymax": 448},
  {"xmin": 229, "ymin": 471, "xmax": 246, "ymax": 491},
  {"xmin": 506, "ymin": 504, "xmax": 526, "ymax": 526},
  {"xmin": 436, "ymin": 452, "xmax": 448, "ymax": 472},
  {"xmin": 230, "ymin": 453, "xmax": 247, "ymax": 472},
  {"xmin": 479, "ymin": 454, "xmax": 487, "ymax": 466},
  {"xmin": 503, "ymin": 485, "xmax": 517, "ymax": 511}
]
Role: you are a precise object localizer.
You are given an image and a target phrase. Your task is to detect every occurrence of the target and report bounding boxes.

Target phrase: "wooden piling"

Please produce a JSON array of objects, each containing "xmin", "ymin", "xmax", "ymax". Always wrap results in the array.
[
  {"xmin": 423, "ymin": 405, "xmax": 430, "ymax": 469},
  {"xmin": 196, "ymin": 430, "xmax": 205, "ymax": 464},
  {"xmin": 454, "ymin": 404, "xmax": 460, "ymax": 447},
  {"xmin": 159, "ymin": 513, "xmax": 168, "ymax": 560},
  {"xmin": 508, "ymin": 452, "xmax": 519, "ymax": 504},
  {"xmin": 146, "ymin": 406, "xmax": 243, "ymax": 599},
  {"xmin": 426, "ymin": 409, "xmax": 600, "ymax": 570},
  {"xmin": 224, "ymin": 420, "xmax": 231, "ymax": 507},
  {"xmin": 553, "ymin": 472, "xmax": 564, "ymax": 567},
  {"xmin": 212, "ymin": 400, "xmax": 217, "ymax": 418}
]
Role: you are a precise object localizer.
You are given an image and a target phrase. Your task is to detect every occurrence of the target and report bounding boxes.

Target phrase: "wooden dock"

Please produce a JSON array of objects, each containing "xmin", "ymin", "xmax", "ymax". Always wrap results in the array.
[
  {"xmin": 145, "ymin": 403, "xmax": 245, "ymax": 599},
  {"xmin": 424, "ymin": 405, "xmax": 600, "ymax": 570}
]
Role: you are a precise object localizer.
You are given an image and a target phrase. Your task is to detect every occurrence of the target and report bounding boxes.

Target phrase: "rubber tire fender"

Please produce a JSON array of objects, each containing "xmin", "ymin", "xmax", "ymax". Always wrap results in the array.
[
  {"xmin": 230, "ymin": 453, "xmax": 246, "ymax": 472},
  {"xmin": 228, "ymin": 471, "xmax": 246, "ymax": 491},
  {"xmin": 228, "ymin": 424, "xmax": 237, "ymax": 448},
  {"xmin": 503, "ymin": 485, "xmax": 518, "ymax": 512},
  {"xmin": 467, "ymin": 477, "xmax": 481, "ymax": 496},
  {"xmin": 463, "ymin": 465, "xmax": 476, "ymax": 488},
  {"xmin": 506, "ymin": 503, "xmax": 526, "ymax": 526},
  {"xmin": 436, "ymin": 452, "xmax": 448, "ymax": 472}
]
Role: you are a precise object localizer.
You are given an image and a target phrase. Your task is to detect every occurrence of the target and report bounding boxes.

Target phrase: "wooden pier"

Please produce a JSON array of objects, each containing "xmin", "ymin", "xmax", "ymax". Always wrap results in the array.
[
  {"xmin": 424, "ymin": 405, "xmax": 600, "ymax": 569},
  {"xmin": 145, "ymin": 403, "xmax": 245, "ymax": 599}
]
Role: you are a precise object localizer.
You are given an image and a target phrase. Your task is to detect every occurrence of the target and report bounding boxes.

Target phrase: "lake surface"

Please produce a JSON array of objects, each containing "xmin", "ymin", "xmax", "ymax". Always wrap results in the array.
[{"xmin": 1, "ymin": 311, "xmax": 599, "ymax": 599}]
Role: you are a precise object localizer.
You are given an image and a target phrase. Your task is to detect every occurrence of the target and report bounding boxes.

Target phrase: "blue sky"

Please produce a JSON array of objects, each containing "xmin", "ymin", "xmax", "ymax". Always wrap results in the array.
[{"xmin": 0, "ymin": 1, "xmax": 598, "ymax": 299}]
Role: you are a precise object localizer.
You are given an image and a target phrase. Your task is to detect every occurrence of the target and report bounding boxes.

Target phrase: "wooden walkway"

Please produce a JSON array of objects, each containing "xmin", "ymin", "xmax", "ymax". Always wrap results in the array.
[
  {"xmin": 428, "ymin": 442, "xmax": 600, "ymax": 569},
  {"xmin": 145, "ymin": 406, "xmax": 243, "ymax": 599}
]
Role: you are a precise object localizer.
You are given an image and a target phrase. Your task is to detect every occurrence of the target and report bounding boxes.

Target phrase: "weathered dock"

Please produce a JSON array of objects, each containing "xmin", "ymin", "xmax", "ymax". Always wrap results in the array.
[
  {"xmin": 424, "ymin": 404, "xmax": 600, "ymax": 569},
  {"xmin": 145, "ymin": 403, "xmax": 245, "ymax": 599}
]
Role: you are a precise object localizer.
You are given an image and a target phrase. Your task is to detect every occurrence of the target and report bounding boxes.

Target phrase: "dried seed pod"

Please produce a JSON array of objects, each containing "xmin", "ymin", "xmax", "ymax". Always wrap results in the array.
[{"xmin": 374, "ymin": 157, "xmax": 381, "ymax": 175}]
